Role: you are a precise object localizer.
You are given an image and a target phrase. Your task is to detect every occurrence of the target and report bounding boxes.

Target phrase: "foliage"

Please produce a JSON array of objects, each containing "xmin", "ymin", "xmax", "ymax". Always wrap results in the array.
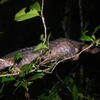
[
  {"xmin": 0, "ymin": 0, "xmax": 100, "ymax": 100},
  {"xmin": 80, "ymin": 25, "xmax": 100, "ymax": 42},
  {"xmin": 0, "ymin": 1, "xmax": 51, "ymax": 99},
  {"xmin": 15, "ymin": 2, "xmax": 40, "ymax": 22}
]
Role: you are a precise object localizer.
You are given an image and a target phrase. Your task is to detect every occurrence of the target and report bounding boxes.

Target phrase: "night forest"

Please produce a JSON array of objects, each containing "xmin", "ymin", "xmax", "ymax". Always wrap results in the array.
[{"xmin": 0, "ymin": 0, "xmax": 100, "ymax": 100}]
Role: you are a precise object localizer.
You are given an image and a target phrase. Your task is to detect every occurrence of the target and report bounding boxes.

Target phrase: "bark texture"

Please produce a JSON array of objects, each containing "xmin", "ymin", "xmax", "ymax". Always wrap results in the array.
[{"xmin": 0, "ymin": 38, "xmax": 99, "ymax": 71}]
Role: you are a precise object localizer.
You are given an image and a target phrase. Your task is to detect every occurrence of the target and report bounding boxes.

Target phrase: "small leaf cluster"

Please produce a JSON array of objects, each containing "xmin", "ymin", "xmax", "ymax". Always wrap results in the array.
[
  {"xmin": 80, "ymin": 25, "xmax": 100, "ymax": 45},
  {"xmin": 0, "ymin": 33, "xmax": 50, "ymax": 97}
]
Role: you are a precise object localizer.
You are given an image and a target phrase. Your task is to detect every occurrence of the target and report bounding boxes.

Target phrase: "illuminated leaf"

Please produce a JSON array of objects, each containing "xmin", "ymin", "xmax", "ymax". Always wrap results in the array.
[
  {"xmin": 14, "ymin": 52, "xmax": 22, "ymax": 62},
  {"xmin": 2, "ymin": 76, "xmax": 15, "ymax": 83},
  {"xmin": 15, "ymin": 7, "xmax": 39, "ymax": 22},
  {"xmin": 80, "ymin": 30, "xmax": 93, "ymax": 41},
  {"xmin": 22, "ymin": 80, "xmax": 28, "ymax": 90},
  {"xmin": 14, "ymin": 81, "xmax": 20, "ymax": 87},
  {"xmin": 30, "ymin": 73, "xmax": 45, "ymax": 81},
  {"xmin": 47, "ymin": 33, "xmax": 51, "ymax": 46},
  {"xmin": 19, "ymin": 71, "xmax": 25, "ymax": 78},
  {"xmin": 33, "ymin": 43, "xmax": 48, "ymax": 53},
  {"xmin": 19, "ymin": 64, "xmax": 30, "ymax": 77},
  {"xmin": 30, "ymin": 2, "xmax": 40, "ymax": 11}
]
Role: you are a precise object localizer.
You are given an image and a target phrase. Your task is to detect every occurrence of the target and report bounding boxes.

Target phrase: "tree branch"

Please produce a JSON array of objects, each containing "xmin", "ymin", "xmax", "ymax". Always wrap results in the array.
[{"xmin": 0, "ymin": 38, "xmax": 99, "ymax": 77}]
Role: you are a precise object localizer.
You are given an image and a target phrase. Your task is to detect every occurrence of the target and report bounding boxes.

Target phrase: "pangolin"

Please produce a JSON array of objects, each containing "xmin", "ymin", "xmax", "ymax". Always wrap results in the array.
[{"xmin": 0, "ymin": 38, "xmax": 99, "ymax": 71}]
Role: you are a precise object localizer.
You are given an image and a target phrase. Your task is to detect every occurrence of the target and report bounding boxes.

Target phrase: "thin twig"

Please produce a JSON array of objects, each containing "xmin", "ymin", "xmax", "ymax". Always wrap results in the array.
[
  {"xmin": 77, "ymin": 42, "xmax": 94, "ymax": 56},
  {"xmin": 41, "ymin": 0, "xmax": 47, "ymax": 44},
  {"xmin": 0, "ymin": 72, "xmax": 19, "ymax": 77}
]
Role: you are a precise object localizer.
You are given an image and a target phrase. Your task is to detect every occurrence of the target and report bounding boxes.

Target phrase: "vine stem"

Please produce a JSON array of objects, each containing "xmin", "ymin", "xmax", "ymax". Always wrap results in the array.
[
  {"xmin": 41, "ymin": 0, "xmax": 47, "ymax": 44},
  {"xmin": 0, "ymin": 72, "xmax": 19, "ymax": 77},
  {"xmin": 49, "ymin": 42, "xmax": 95, "ymax": 73}
]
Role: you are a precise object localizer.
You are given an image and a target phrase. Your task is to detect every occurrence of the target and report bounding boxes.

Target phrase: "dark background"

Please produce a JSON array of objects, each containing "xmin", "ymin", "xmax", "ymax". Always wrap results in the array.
[
  {"xmin": 0, "ymin": 0, "xmax": 100, "ymax": 99},
  {"xmin": 0, "ymin": 0, "xmax": 100, "ymax": 57}
]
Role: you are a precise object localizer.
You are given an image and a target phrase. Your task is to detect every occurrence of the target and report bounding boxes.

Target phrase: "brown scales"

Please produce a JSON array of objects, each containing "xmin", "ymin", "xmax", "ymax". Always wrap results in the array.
[{"xmin": 0, "ymin": 38, "xmax": 100, "ymax": 71}]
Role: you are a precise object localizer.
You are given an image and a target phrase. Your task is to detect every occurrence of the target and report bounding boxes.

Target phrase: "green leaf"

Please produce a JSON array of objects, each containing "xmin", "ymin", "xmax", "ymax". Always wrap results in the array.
[
  {"xmin": 30, "ymin": 73, "xmax": 45, "ymax": 81},
  {"xmin": 21, "ymin": 64, "xmax": 30, "ymax": 72},
  {"xmin": 31, "ymin": 63, "xmax": 37, "ymax": 69},
  {"xmin": 78, "ymin": 93, "xmax": 84, "ymax": 100},
  {"xmin": 2, "ymin": 76, "xmax": 15, "ymax": 83},
  {"xmin": 14, "ymin": 52, "xmax": 22, "ymax": 62},
  {"xmin": 14, "ymin": 81, "xmax": 21, "ymax": 87},
  {"xmin": 80, "ymin": 30, "xmax": 93, "ymax": 41},
  {"xmin": 72, "ymin": 84, "xmax": 78, "ymax": 100},
  {"xmin": 22, "ymin": 80, "xmax": 28, "ymax": 90},
  {"xmin": 15, "ymin": 7, "xmax": 40, "ymax": 22},
  {"xmin": 46, "ymin": 33, "xmax": 51, "ymax": 46},
  {"xmin": 30, "ymin": 2, "xmax": 41, "ymax": 11},
  {"xmin": 19, "ymin": 64, "xmax": 30, "ymax": 77},
  {"xmin": 40, "ymin": 34, "xmax": 46, "ymax": 42},
  {"xmin": 40, "ymin": 34, "xmax": 44, "ymax": 40},
  {"xmin": 91, "ymin": 34, "xmax": 96, "ymax": 40},
  {"xmin": 33, "ymin": 43, "xmax": 48, "ymax": 53},
  {"xmin": 93, "ymin": 25, "xmax": 100, "ymax": 34},
  {"xmin": 19, "ymin": 72, "xmax": 25, "ymax": 78}
]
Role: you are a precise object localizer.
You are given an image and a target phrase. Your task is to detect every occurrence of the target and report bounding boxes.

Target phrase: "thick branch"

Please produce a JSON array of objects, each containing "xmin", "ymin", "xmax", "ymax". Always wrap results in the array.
[{"xmin": 0, "ymin": 38, "xmax": 100, "ymax": 74}]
